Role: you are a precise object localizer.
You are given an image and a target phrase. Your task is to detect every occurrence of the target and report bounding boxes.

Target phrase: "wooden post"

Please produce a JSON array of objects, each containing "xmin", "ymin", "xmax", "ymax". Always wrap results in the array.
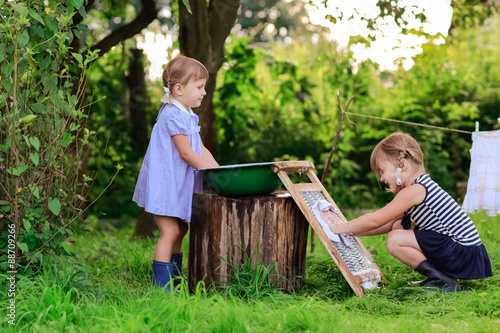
[{"xmin": 188, "ymin": 193, "xmax": 309, "ymax": 292}]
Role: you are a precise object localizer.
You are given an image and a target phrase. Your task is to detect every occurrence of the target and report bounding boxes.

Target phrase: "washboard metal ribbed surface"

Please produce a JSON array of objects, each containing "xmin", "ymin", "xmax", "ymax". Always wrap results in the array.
[{"xmin": 272, "ymin": 161, "xmax": 382, "ymax": 297}]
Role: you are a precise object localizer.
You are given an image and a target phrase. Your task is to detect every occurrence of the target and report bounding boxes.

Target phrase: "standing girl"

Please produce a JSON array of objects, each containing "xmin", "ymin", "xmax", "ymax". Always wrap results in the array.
[
  {"xmin": 332, "ymin": 132, "xmax": 492, "ymax": 292},
  {"xmin": 133, "ymin": 55, "xmax": 219, "ymax": 293}
]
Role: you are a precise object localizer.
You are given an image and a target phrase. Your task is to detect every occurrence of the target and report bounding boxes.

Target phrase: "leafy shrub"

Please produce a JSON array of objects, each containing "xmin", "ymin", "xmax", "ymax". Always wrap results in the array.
[{"xmin": 0, "ymin": 0, "xmax": 98, "ymax": 274}]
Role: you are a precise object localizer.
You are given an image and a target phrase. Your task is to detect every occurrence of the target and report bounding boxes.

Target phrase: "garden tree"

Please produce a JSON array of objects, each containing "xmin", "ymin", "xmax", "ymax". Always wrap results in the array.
[{"xmin": 178, "ymin": 0, "xmax": 241, "ymax": 150}]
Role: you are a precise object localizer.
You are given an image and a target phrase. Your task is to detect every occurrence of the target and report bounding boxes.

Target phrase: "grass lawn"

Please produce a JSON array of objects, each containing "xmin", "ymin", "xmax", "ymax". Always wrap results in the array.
[{"xmin": 1, "ymin": 213, "xmax": 499, "ymax": 332}]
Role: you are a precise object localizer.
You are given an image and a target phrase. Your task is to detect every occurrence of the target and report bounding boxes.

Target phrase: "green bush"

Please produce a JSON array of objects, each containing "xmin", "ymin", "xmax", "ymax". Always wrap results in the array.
[{"xmin": 0, "ymin": 0, "xmax": 97, "ymax": 274}]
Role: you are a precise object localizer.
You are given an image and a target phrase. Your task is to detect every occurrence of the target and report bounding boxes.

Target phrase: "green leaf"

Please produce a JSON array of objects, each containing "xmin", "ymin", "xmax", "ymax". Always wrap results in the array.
[
  {"xmin": 181, "ymin": 0, "xmax": 192, "ymax": 14},
  {"xmin": 45, "ymin": 16, "xmax": 58, "ymax": 34},
  {"xmin": 61, "ymin": 241, "xmax": 73, "ymax": 254},
  {"xmin": 2, "ymin": 61, "xmax": 14, "ymax": 76},
  {"xmin": 23, "ymin": 219, "xmax": 31, "ymax": 232},
  {"xmin": 30, "ymin": 186, "xmax": 40, "ymax": 199},
  {"xmin": 0, "ymin": 44, "xmax": 6, "ymax": 62},
  {"xmin": 69, "ymin": 122, "xmax": 81, "ymax": 131},
  {"xmin": 12, "ymin": 2, "xmax": 28, "ymax": 19},
  {"xmin": 69, "ymin": 123, "xmax": 81, "ymax": 131},
  {"xmin": 60, "ymin": 132, "xmax": 75, "ymax": 147},
  {"xmin": 78, "ymin": 4, "xmax": 87, "ymax": 19},
  {"xmin": 48, "ymin": 197, "xmax": 61, "ymax": 216},
  {"xmin": 19, "ymin": 29, "xmax": 30, "ymax": 47},
  {"xmin": 29, "ymin": 137, "xmax": 40, "ymax": 151},
  {"xmin": 2, "ymin": 79, "xmax": 13, "ymax": 93},
  {"xmin": 28, "ymin": 9, "xmax": 45, "ymax": 26},
  {"xmin": 23, "ymin": 135, "xmax": 30, "ymax": 147},
  {"xmin": 72, "ymin": 52, "xmax": 83, "ymax": 65},
  {"xmin": 30, "ymin": 153, "xmax": 39, "ymax": 166},
  {"xmin": 7, "ymin": 163, "xmax": 28, "ymax": 176},
  {"xmin": 17, "ymin": 242, "xmax": 29, "ymax": 253},
  {"xmin": 72, "ymin": 0, "xmax": 84, "ymax": 8},
  {"xmin": 20, "ymin": 114, "xmax": 37, "ymax": 122}
]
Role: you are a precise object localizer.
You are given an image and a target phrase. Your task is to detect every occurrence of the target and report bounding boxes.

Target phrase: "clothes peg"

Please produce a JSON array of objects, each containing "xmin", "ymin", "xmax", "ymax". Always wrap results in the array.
[{"xmin": 475, "ymin": 121, "xmax": 479, "ymax": 132}]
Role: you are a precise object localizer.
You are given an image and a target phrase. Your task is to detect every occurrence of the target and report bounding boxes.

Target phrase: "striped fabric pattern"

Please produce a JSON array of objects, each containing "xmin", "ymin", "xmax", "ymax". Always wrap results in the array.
[{"xmin": 407, "ymin": 174, "xmax": 482, "ymax": 246}]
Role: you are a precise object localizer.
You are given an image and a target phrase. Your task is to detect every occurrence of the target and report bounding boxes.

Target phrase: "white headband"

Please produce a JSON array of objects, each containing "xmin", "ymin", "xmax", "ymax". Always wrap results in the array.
[{"xmin": 160, "ymin": 86, "xmax": 170, "ymax": 103}]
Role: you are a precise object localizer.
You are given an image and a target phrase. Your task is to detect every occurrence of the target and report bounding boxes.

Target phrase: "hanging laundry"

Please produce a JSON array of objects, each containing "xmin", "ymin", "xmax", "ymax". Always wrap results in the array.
[{"xmin": 463, "ymin": 129, "xmax": 500, "ymax": 216}]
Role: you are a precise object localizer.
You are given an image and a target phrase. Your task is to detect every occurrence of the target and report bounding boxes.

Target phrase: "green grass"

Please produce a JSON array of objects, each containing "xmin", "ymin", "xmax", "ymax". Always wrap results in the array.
[{"xmin": 1, "ymin": 213, "xmax": 499, "ymax": 332}]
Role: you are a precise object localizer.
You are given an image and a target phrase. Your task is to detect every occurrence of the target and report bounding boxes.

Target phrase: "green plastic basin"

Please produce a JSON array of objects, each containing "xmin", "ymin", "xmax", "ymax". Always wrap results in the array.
[{"xmin": 200, "ymin": 162, "xmax": 283, "ymax": 198}]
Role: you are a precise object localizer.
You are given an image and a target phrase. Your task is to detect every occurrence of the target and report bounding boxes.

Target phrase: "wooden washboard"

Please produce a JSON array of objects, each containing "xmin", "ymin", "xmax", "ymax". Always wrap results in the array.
[{"xmin": 271, "ymin": 161, "xmax": 383, "ymax": 297}]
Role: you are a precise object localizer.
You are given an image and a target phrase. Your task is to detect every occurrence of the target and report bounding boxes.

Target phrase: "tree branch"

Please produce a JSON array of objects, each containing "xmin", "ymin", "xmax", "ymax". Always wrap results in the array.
[
  {"xmin": 89, "ymin": 0, "xmax": 158, "ymax": 58},
  {"xmin": 321, "ymin": 92, "xmax": 355, "ymax": 184}
]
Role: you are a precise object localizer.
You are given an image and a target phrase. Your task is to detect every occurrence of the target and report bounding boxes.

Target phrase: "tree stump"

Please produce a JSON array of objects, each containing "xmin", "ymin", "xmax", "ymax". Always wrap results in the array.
[{"xmin": 188, "ymin": 193, "xmax": 308, "ymax": 292}]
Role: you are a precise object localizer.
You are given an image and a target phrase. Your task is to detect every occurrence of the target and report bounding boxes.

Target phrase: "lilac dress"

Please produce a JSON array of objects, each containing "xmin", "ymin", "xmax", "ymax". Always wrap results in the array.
[{"xmin": 132, "ymin": 100, "xmax": 203, "ymax": 222}]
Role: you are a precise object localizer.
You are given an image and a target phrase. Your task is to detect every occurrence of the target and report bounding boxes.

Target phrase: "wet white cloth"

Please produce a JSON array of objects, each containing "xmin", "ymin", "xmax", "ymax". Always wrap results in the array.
[
  {"xmin": 463, "ymin": 130, "xmax": 500, "ymax": 217},
  {"xmin": 362, "ymin": 278, "xmax": 381, "ymax": 290},
  {"xmin": 312, "ymin": 200, "xmax": 353, "ymax": 248}
]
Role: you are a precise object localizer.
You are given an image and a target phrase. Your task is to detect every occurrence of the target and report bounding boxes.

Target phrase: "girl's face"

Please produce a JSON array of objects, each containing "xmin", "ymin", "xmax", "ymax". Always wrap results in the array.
[
  {"xmin": 377, "ymin": 154, "xmax": 400, "ymax": 193},
  {"xmin": 175, "ymin": 78, "xmax": 207, "ymax": 109}
]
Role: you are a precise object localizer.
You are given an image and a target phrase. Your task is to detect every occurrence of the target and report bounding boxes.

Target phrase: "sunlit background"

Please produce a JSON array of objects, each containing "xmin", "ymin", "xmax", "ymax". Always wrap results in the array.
[{"xmin": 137, "ymin": 0, "xmax": 453, "ymax": 80}]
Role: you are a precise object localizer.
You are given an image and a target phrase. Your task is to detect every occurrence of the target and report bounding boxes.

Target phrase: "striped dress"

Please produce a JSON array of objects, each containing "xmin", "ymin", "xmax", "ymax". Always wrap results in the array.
[{"xmin": 407, "ymin": 174, "xmax": 482, "ymax": 246}]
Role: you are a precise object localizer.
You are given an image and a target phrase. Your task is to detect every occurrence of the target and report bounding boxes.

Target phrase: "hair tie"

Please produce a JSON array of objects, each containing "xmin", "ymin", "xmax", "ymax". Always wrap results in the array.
[{"xmin": 160, "ymin": 86, "xmax": 170, "ymax": 103}]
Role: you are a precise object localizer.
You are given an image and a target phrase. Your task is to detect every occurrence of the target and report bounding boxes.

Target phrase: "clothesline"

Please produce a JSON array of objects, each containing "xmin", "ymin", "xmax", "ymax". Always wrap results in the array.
[{"xmin": 344, "ymin": 111, "xmax": 473, "ymax": 134}]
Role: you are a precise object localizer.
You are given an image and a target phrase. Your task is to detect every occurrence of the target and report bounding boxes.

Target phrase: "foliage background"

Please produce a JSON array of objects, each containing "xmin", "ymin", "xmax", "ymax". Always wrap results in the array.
[{"xmin": 84, "ymin": 11, "xmax": 500, "ymax": 218}]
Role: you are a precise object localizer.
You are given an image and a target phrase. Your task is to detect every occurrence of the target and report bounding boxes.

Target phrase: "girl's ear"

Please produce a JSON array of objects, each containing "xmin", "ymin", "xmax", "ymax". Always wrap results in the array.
[
  {"xmin": 173, "ymin": 83, "xmax": 183, "ymax": 96},
  {"xmin": 401, "ymin": 158, "xmax": 408, "ymax": 171}
]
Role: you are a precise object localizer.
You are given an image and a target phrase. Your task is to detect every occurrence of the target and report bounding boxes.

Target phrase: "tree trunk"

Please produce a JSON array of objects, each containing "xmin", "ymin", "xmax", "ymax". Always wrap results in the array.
[
  {"xmin": 128, "ymin": 48, "xmax": 149, "ymax": 152},
  {"xmin": 188, "ymin": 193, "xmax": 309, "ymax": 292},
  {"xmin": 133, "ymin": 209, "xmax": 157, "ymax": 238},
  {"xmin": 178, "ymin": 0, "xmax": 241, "ymax": 149}
]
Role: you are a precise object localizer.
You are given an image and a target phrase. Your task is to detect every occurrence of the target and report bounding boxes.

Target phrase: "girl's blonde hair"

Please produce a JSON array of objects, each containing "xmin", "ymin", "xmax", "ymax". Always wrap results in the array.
[
  {"xmin": 370, "ymin": 132, "xmax": 425, "ymax": 173},
  {"xmin": 162, "ymin": 55, "xmax": 209, "ymax": 93}
]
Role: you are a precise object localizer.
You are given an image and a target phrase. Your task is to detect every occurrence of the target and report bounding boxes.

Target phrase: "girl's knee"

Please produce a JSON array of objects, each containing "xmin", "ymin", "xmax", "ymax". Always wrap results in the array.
[
  {"xmin": 386, "ymin": 231, "xmax": 401, "ymax": 256},
  {"xmin": 158, "ymin": 223, "xmax": 180, "ymax": 240}
]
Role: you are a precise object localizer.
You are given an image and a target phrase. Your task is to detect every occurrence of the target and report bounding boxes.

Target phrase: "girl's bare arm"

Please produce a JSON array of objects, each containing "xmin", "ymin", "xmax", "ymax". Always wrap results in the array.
[
  {"xmin": 173, "ymin": 134, "xmax": 215, "ymax": 169},
  {"xmin": 199, "ymin": 135, "xmax": 219, "ymax": 167}
]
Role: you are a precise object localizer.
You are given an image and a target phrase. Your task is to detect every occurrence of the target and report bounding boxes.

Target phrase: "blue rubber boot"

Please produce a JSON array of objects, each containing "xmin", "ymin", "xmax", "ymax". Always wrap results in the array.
[
  {"xmin": 171, "ymin": 253, "xmax": 187, "ymax": 286},
  {"xmin": 152, "ymin": 260, "xmax": 177, "ymax": 294}
]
